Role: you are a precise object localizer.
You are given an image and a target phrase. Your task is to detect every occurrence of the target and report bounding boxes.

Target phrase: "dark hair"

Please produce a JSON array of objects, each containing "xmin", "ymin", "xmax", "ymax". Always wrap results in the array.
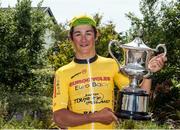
[{"xmin": 69, "ymin": 26, "xmax": 97, "ymax": 40}]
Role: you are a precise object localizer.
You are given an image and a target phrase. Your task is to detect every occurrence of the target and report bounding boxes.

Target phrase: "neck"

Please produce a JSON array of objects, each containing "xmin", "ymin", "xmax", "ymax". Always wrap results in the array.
[
  {"xmin": 75, "ymin": 52, "xmax": 96, "ymax": 59},
  {"xmin": 74, "ymin": 54, "xmax": 98, "ymax": 64}
]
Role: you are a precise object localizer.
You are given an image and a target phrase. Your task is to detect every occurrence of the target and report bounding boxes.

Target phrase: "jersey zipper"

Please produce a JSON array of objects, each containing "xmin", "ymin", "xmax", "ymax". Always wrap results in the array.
[{"xmin": 87, "ymin": 58, "xmax": 95, "ymax": 129}]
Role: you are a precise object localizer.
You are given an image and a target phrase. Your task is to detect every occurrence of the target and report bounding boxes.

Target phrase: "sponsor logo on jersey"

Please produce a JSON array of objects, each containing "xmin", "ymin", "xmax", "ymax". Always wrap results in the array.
[
  {"xmin": 71, "ymin": 69, "xmax": 87, "ymax": 79},
  {"xmin": 74, "ymin": 81, "xmax": 108, "ymax": 91},
  {"xmin": 74, "ymin": 93, "xmax": 110, "ymax": 105},
  {"xmin": 53, "ymin": 77, "xmax": 61, "ymax": 97},
  {"xmin": 69, "ymin": 76, "xmax": 110, "ymax": 87}
]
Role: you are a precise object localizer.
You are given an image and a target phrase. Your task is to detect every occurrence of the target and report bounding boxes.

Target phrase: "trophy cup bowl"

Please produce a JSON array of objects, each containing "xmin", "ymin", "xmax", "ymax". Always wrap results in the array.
[{"xmin": 108, "ymin": 37, "xmax": 167, "ymax": 120}]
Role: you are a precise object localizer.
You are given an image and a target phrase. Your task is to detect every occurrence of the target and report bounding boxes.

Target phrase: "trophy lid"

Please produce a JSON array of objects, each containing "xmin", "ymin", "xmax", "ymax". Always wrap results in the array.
[{"xmin": 120, "ymin": 37, "xmax": 153, "ymax": 51}]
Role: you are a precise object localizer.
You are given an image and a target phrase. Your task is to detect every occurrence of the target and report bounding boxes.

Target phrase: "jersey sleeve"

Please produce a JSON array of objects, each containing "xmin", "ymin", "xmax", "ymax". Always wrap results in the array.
[
  {"xmin": 53, "ymin": 70, "xmax": 69, "ymax": 112},
  {"xmin": 113, "ymin": 60, "xmax": 130, "ymax": 89}
]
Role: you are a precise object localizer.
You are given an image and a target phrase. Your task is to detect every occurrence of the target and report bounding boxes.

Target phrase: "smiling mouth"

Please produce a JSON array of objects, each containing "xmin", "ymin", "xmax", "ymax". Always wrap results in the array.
[{"xmin": 80, "ymin": 44, "xmax": 89, "ymax": 47}]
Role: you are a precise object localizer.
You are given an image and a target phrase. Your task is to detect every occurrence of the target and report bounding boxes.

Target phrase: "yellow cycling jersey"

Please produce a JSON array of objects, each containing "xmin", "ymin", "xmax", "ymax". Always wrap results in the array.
[{"xmin": 53, "ymin": 55, "xmax": 130, "ymax": 129}]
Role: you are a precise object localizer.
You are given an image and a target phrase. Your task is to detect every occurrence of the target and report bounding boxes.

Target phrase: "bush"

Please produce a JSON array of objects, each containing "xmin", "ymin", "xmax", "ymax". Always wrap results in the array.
[
  {"xmin": 150, "ymin": 79, "xmax": 180, "ymax": 129},
  {"xmin": 0, "ymin": 115, "xmax": 43, "ymax": 129}
]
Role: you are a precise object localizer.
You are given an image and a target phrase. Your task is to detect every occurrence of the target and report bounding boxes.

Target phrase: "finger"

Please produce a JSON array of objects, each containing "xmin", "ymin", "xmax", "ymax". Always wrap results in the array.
[
  {"xmin": 116, "ymin": 119, "xmax": 121, "ymax": 126},
  {"xmin": 158, "ymin": 55, "xmax": 167, "ymax": 66},
  {"xmin": 156, "ymin": 53, "xmax": 165, "ymax": 57},
  {"xmin": 148, "ymin": 62, "xmax": 161, "ymax": 72},
  {"xmin": 151, "ymin": 57, "xmax": 164, "ymax": 66},
  {"xmin": 148, "ymin": 60, "xmax": 157, "ymax": 68},
  {"xmin": 157, "ymin": 57, "xmax": 164, "ymax": 66},
  {"xmin": 149, "ymin": 56, "xmax": 157, "ymax": 62},
  {"xmin": 163, "ymin": 56, "xmax": 167, "ymax": 62},
  {"xmin": 153, "ymin": 60, "xmax": 162, "ymax": 68},
  {"xmin": 112, "ymin": 113, "xmax": 118, "ymax": 122},
  {"xmin": 149, "ymin": 56, "xmax": 160, "ymax": 64},
  {"xmin": 154, "ymin": 62, "xmax": 163, "ymax": 71},
  {"xmin": 157, "ymin": 53, "xmax": 168, "ymax": 63},
  {"xmin": 150, "ymin": 53, "xmax": 166, "ymax": 63},
  {"xmin": 156, "ymin": 61, "xmax": 163, "ymax": 69}
]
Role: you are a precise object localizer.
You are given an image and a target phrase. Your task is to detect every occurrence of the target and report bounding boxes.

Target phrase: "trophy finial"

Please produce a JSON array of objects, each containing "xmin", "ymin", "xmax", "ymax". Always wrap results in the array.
[
  {"xmin": 137, "ymin": 28, "xmax": 144, "ymax": 38},
  {"xmin": 133, "ymin": 27, "xmax": 144, "ymax": 38}
]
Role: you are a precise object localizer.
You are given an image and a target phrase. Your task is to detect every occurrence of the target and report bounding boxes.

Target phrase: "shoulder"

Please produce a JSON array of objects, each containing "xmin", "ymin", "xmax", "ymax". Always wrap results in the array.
[
  {"xmin": 55, "ymin": 61, "xmax": 75, "ymax": 74},
  {"xmin": 97, "ymin": 55, "xmax": 119, "ymax": 72},
  {"xmin": 97, "ymin": 55, "xmax": 116, "ymax": 64},
  {"xmin": 98, "ymin": 55, "xmax": 115, "ymax": 62}
]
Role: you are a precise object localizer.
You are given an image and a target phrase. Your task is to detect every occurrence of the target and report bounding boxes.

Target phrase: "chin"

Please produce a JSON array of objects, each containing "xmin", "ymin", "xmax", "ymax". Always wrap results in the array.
[{"xmin": 81, "ymin": 51, "xmax": 90, "ymax": 55}]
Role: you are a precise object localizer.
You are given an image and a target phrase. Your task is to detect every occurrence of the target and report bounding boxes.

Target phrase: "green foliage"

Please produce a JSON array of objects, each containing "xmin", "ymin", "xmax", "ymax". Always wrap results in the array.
[
  {"xmin": 48, "ymin": 40, "xmax": 74, "ymax": 70},
  {"xmin": 0, "ymin": 0, "xmax": 54, "ymax": 128},
  {"xmin": 150, "ymin": 79, "xmax": 180, "ymax": 128},
  {"xmin": 96, "ymin": 21, "xmax": 120, "ymax": 57},
  {"xmin": 53, "ymin": 23, "xmax": 69, "ymax": 42},
  {"xmin": 0, "ymin": 115, "xmax": 43, "ymax": 129},
  {"xmin": 116, "ymin": 119, "xmax": 169, "ymax": 129},
  {"xmin": 47, "ymin": 22, "xmax": 74, "ymax": 70},
  {"xmin": 0, "ymin": 88, "xmax": 53, "ymax": 128},
  {"xmin": 160, "ymin": 1, "xmax": 180, "ymax": 79},
  {"xmin": 0, "ymin": 0, "xmax": 51, "ymax": 92}
]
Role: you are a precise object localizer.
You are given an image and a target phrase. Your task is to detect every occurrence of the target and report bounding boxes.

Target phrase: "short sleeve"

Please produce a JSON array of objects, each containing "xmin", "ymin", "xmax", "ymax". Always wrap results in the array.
[
  {"xmin": 53, "ymin": 70, "xmax": 69, "ymax": 112},
  {"xmin": 113, "ymin": 60, "xmax": 130, "ymax": 89}
]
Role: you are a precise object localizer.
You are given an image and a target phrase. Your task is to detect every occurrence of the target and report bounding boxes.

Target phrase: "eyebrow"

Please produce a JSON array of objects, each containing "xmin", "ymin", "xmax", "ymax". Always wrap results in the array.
[
  {"xmin": 73, "ymin": 31, "xmax": 81, "ymax": 34},
  {"xmin": 86, "ymin": 30, "xmax": 94, "ymax": 33},
  {"xmin": 73, "ymin": 29, "xmax": 94, "ymax": 34}
]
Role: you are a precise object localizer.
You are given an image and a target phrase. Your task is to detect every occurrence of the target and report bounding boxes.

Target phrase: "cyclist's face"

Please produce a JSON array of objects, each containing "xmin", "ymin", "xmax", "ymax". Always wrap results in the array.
[{"xmin": 71, "ymin": 25, "xmax": 96, "ymax": 59}]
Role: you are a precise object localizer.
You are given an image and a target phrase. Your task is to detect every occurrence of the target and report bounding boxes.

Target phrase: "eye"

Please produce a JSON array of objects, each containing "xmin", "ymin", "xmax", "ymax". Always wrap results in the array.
[
  {"xmin": 73, "ymin": 33, "xmax": 81, "ymax": 37},
  {"xmin": 86, "ymin": 31, "xmax": 93, "ymax": 36},
  {"xmin": 86, "ymin": 33, "xmax": 92, "ymax": 36}
]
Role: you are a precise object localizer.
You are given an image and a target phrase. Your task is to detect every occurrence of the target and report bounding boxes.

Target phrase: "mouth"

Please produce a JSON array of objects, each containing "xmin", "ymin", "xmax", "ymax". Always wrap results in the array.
[{"xmin": 80, "ymin": 44, "xmax": 89, "ymax": 47}]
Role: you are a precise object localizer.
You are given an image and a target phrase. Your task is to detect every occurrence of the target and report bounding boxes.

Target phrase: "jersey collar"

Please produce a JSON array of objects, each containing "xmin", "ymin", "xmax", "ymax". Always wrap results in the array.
[{"xmin": 74, "ymin": 55, "xmax": 98, "ymax": 64}]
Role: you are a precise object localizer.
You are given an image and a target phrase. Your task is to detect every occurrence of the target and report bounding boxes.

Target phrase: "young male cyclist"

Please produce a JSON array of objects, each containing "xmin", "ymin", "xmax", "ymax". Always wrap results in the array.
[{"xmin": 53, "ymin": 15, "xmax": 167, "ymax": 129}]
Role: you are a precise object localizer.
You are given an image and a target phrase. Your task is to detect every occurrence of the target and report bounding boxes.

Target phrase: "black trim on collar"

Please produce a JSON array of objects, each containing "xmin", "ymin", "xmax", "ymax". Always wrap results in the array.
[{"xmin": 74, "ymin": 55, "xmax": 98, "ymax": 64}]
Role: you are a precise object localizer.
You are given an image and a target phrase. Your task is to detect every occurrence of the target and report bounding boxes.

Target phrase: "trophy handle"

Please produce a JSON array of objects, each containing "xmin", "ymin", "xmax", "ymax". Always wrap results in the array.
[
  {"xmin": 155, "ymin": 44, "xmax": 167, "ymax": 57},
  {"xmin": 108, "ymin": 40, "xmax": 122, "ymax": 72},
  {"xmin": 143, "ymin": 69, "xmax": 152, "ymax": 78}
]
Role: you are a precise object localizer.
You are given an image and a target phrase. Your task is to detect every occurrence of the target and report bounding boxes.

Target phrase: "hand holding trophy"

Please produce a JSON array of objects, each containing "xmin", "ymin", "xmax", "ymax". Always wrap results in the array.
[{"xmin": 108, "ymin": 36, "xmax": 167, "ymax": 120}]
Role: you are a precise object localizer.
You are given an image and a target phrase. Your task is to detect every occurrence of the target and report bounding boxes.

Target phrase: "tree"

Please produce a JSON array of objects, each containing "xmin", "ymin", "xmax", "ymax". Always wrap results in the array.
[
  {"xmin": 47, "ymin": 23, "xmax": 74, "ymax": 70},
  {"xmin": 0, "ymin": 0, "xmax": 50, "ymax": 92},
  {"xmin": 0, "ymin": 0, "xmax": 54, "ymax": 127}
]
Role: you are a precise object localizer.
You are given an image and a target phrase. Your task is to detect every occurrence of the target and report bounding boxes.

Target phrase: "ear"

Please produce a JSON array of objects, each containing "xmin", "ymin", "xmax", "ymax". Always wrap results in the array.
[{"xmin": 68, "ymin": 33, "xmax": 73, "ymax": 41}]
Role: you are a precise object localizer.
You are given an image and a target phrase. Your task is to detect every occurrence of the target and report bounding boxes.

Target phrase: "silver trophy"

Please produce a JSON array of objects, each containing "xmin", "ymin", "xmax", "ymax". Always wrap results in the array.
[{"xmin": 108, "ymin": 37, "xmax": 167, "ymax": 120}]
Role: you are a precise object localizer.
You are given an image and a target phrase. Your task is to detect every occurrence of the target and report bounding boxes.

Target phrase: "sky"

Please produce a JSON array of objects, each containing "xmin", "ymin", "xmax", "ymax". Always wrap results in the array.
[{"xmin": 1, "ymin": 0, "xmax": 142, "ymax": 32}]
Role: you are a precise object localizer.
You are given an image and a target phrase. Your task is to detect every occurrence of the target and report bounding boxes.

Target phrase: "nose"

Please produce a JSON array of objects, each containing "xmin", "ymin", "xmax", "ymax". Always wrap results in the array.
[{"xmin": 81, "ymin": 34, "xmax": 87, "ymax": 43}]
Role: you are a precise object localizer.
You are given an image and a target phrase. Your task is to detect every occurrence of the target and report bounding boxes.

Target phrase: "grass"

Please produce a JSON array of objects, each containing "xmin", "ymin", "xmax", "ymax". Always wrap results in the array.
[{"xmin": 115, "ymin": 119, "xmax": 169, "ymax": 129}]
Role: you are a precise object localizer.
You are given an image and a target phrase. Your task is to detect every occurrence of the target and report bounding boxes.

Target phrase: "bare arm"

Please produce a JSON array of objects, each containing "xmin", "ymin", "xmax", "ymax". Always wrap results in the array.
[
  {"xmin": 140, "ymin": 78, "xmax": 152, "ymax": 94},
  {"xmin": 53, "ymin": 107, "xmax": 118, "ymax": 128}
]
